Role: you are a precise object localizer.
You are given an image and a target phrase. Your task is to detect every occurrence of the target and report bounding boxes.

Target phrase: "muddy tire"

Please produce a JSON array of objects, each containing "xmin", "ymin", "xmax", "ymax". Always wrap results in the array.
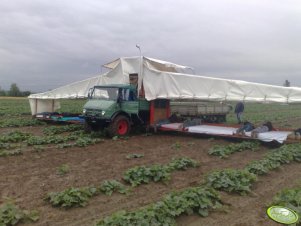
[{"xmin": 107, "ymin": 115, "xmax": 130, "ymax": 137}]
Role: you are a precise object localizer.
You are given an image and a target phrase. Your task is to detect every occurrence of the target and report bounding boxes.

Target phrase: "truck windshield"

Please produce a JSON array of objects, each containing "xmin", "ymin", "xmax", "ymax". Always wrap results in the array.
[{"xmin": 91, "ymin": 87, "xmax": 119, "ymax": 100}]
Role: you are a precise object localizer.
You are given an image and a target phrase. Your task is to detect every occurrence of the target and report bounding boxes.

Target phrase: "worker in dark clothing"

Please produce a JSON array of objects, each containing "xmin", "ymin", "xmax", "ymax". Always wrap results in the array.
[
  {"xmin": 234, "ymin": 101, "xmax": 245, "ymax": 124},
  {"xmin": 235, "ymin": 121, "xmax": 254, "ymax": 135},
  {"xmin": 251, "ymin": 121, "xmax": 273, "ymax": 138}
]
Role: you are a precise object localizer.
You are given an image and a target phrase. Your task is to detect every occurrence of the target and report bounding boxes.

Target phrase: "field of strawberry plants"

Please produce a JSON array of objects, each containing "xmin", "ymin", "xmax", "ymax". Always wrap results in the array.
[{"xmin": 1, "ymin": 97, "xmax": 301, "ymax": 226}]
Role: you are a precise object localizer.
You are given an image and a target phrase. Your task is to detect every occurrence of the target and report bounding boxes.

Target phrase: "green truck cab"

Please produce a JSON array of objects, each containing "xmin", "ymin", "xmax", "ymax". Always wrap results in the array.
[{"xmin": 82, "ymin": 84, "xmax": 149, "ymax": 136}]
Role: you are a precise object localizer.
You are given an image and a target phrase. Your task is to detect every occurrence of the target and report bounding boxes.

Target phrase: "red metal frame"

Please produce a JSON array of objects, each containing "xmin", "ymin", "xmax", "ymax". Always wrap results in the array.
[{"xmin": 156, "ymin": 122, "xmax": 297, "ymax": 144}]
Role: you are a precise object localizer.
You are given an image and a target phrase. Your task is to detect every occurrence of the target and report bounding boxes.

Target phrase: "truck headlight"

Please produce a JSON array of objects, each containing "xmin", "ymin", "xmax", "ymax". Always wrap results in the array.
[
  {"xmin": 101, "ymin": 110, "xmax": 106, "ymax": 116},
  {"xmin": 83, "ymin": 109, "xmax": 87, "ymax": 114}
]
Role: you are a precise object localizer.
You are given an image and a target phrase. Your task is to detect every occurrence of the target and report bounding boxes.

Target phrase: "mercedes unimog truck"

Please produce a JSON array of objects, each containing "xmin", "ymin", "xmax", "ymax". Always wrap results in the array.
[
  {"xmin": 82, "ymin": 84, "xmax": 232, "ymax": 137},
  {"xmin": 82, "ymin": 84, "xmax": 150, "ymax": 137}
]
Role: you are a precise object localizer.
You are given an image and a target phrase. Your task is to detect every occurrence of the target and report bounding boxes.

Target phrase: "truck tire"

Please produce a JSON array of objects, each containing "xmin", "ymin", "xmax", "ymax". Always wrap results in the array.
[{"xmin": 108, "ymin": 115, "xmax": 130, "ymax": 137}]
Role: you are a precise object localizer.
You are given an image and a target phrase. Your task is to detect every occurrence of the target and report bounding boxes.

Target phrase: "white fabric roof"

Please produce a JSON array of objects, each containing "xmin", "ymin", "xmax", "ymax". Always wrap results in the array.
[
  {"xmin": 142, "ymin": 66, "xmax": 301, "ymax": 103},
  {"xmin": 28, "ymin": 56, "xmax": 301, "ymax": 114},
  {"xmin": 29, "ymin": 56, "xmax": 192, "ymax": 99}
]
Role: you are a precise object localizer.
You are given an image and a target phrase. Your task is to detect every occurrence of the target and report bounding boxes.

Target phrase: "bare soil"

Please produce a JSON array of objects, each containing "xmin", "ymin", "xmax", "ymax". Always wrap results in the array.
[{"xmin": 1, "ymin": 128, "xmax": 300, "ymax": 226}]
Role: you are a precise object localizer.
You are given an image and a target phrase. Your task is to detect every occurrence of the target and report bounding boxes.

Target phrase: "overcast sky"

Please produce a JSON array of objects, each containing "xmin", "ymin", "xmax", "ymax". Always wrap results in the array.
[{"xmin": 1, "ymin": 0, "xmax": 301, "ymax": 92}]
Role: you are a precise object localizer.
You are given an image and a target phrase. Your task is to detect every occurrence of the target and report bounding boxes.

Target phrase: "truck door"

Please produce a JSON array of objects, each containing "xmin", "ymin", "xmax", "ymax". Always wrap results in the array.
[{"xmin": 120, "ymin": 88, "xmax": 139, "ymax": 114}]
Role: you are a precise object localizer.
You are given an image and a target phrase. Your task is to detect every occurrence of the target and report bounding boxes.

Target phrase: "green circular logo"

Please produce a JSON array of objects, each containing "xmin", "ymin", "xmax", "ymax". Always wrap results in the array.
[{"xmin": 267, "ymin": 206, "xmax": 299, "ymax": 224}]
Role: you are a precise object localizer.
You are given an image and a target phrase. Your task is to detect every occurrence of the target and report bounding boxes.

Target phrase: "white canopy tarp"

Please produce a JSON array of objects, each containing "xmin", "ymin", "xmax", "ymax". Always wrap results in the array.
[
  {"xmin": 28, "ymin": 56, "xmax": 192, "ymax": 114},
  {"xmin": 142, "ymin": 66, "xmax": 301, "ymax": 103},
  {"xmin": 29, "ymin": 56, "xmax": 301, "ymax": 115}
]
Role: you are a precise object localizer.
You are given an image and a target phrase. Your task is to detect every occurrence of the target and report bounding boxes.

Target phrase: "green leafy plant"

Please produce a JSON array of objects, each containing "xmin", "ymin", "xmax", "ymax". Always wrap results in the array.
[
  {"xmin": 266, "ymin": 150, "xmax": 293, "ymax": 164},
  {"xmin": 43, "ymin": 124, "xmax": 83, "ymax": 135},
  {"xmin": 208, "ymin": 141, "xmax": 259, "ymax": 158},
  {"xmin": 96, "ymin": 186, "xmax": 222, "ymax": 226},
  {"xmin": 75, "ymin": 137, "xmax": 103, "ymax": 147},
  {"xmin": 245, "ymin": 159, "xmax": 277, "ymax": 175},
  {"xmin": 0, "ymin": 149, "xmax": 22, "ymax": 157},
  {"xmin": 126, "ymin": 153, "xmax": 144, "ymax": 159},
  {"xmin": 245, "ymin": 144, "xmax": 301, "ymax": 175},
  {"xmin": 0, "ymin": 203, "xmax": 39, "ymax": 225},
  {"xmin": 57, "ymin": 164, "xmax": 70, "ymax": 176},
  {"xmin": 0, "ymin": 142, "xmax": 13, "ymax": 150},
  {"xmin": 123, "ymin": 157, "xmax": 199, "ymax": 186},
  {"xmin": 272, "ymin": 188, "xmax": 301, "ymax": 208},
  {"xmin": 168, "ymin": 157, "xmax": 199, "ymax": 170},
  {"xmin": 46, "ymin": 187, "xmax": 98, "ymax": 208},
  {"xmin": 123, "ymin": 165, "xmax": 171, "ymax": 186},
  {"xmin": 0, "ymin": 131, "xmax": 31, "ymax": 143},
  {"xmin": 271, "ymin": 187, "xmax": 301, "ymax": 224},
  {"xmin": 26, "ymin": 132, "xmax": 99, "ymax": 146},
  {"xmin": 291, "ymin": 148, "xmax": 301, "ymax": 162},
  {"xmin": 99, "ymin": 180, "xmax": 128, "ymax": 196},
  {"xmin": 26, "ymin": 135, "xmax": 71, "ymax": 146},
  {"xmin": 279, "ymin": 144, "xmax": 301, "ymax": 162},
  {"xmin": 205, "ymin": 169, "xmax": 257, "ymax": 195},
  {"xmin": 171, "ymin": 141, "xmax": 182, "ymax": 150},
  {"xmin": 0, "ymin": 118, "xmax": 45, "ymax": 128}
]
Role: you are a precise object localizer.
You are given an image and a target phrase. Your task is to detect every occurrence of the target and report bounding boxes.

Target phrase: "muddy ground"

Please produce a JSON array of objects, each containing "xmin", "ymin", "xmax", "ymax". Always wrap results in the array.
[{"xmin": 0, "ymin": 126, "xmax": 301, "ymax": 226}]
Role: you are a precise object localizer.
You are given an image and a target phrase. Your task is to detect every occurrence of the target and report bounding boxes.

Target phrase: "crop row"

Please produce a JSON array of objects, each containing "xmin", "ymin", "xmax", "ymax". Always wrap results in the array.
[
  {"xmin": 208, "ymin": 141, "xmax": 259, "ymax": 158},
  {"xmin": 0, "ymin": 130, "xmax": 104, "ymax": 155},
  {"xmin": 124, "ymin": 157, "xmax": 199, "ymax": 186},
  {"xmin": 98, "ymin": 186, "xmax": 221, "ymax": 226},
  {"xmin": 271, "ymin": 186, "xmax": 301, "ymax": 223},
  {"xmin": 46, "ymin": 158, "xmax": 199, "ymax": 208},
  {"xmin": 246, "ymin": 144, "xmax": 301, "ymax": 175},
  {"xmin": 0, "ymin": 149, "xmax": 22, "ymax": 157},
  {"xmin": 3, "ymin": 141, "xmax": 300, "ymax": 225},
  {"xmin": 43, "ymin": 124, "xmax": 83, "ymax": 135},
  {"xmin": 46, "ymin": 180, "xmax": 128, "ymax": 208},
  {"xmin": 0, "ymin": 118, "xmax": 45, "ymax": 128},
  {"xmin": 0, "ymin": 203, "xmax": 39, "ymax": 226},
  {"xmin": 97, "ymin": 143, "xmax": 301, "ymax": 225},
  {"xmin": 208, "ymin": 144, "xmax": 301, "ymax": 196}
]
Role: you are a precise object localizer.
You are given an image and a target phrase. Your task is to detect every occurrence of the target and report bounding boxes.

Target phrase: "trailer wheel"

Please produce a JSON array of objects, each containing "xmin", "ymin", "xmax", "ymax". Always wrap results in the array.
[{"xmin": 108, "ymin": 115, "xmax": 130, "ymax": 137}]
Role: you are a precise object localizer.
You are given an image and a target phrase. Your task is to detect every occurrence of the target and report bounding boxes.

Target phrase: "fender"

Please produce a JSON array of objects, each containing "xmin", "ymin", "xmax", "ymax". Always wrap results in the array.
[{"xmin": 111, "ymin": 111, "xmax": 131, "ymax": 123}]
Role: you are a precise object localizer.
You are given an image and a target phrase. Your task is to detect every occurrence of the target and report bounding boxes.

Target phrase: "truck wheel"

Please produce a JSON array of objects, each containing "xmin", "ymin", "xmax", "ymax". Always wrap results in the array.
[{"xmin": 108, "ymin": 115, "xmax": 130, "ymax": 137}]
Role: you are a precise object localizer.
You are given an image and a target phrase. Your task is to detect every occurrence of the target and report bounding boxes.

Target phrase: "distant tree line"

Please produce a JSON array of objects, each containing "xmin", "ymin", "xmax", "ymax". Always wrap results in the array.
[{"xmin": 0, "ymin": 83, "xmax": 31, "ymax": 97}]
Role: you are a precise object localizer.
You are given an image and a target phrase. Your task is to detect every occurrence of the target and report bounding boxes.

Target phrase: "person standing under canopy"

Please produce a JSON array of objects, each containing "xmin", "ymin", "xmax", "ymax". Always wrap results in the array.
[{"xmin": 234, "ymin": 101, "xmax": 245, "ymax": 124}]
